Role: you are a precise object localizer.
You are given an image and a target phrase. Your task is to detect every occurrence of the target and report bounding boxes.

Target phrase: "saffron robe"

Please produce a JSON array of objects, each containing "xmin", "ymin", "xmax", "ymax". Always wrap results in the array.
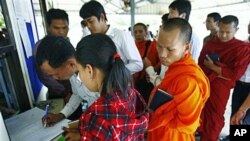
[
  {"xmin": 147, "ymin": 54, "xmax": 210, "ymax": 141},
  {"xmin": 198, "ymin": 36, "xmax": 250, "ymax": 141}
]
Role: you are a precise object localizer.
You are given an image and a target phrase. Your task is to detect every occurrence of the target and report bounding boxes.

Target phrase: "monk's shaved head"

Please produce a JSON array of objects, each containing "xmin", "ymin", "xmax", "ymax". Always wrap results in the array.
[{"xmin": 161, "ymin": 18, "xmax": 192, "ymax": 44}]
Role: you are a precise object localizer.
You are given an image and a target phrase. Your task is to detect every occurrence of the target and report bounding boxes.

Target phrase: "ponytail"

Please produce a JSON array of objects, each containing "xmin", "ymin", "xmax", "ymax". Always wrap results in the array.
[
  {"xmin": 75, "ymin": 34, "xmax": 132, "ymax": 97},
  {"xmin": 102, "ymin": 53, "xmax": 132, "ymax": 96}
]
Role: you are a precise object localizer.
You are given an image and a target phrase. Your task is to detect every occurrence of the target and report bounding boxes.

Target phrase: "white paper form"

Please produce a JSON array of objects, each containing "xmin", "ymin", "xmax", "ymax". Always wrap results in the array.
[
  {"xmin": 5, "ymin": 107, "xmax": 70, "ymax": 141},
  {"xmin": 0, "ymin": 112, "xmax": 10, "ymax": 141}
]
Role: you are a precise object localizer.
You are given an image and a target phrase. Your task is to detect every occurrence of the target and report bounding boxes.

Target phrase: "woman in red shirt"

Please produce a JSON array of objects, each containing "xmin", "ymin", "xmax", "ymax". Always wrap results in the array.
[{"xmin": 64, "ymin": 34, "xmax": 149, "ymax": 141}]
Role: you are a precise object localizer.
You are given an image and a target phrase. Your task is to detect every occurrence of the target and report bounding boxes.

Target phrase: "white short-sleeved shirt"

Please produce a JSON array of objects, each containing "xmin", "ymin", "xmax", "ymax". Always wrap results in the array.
[
  {"xmin": 239, "ymin": 40, "xmax": 250, "ymax": 83},
  {"xmin": 240, "ymin": 63, "xmax": 250, "ymax": 83}
]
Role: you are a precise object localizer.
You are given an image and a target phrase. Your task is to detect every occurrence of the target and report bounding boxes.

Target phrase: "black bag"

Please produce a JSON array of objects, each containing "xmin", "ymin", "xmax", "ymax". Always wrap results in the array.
[
  {"xmin": 135, "ymin": 40, "xmax": 153, "ymax": 103},
  {"xmin": 136, "ymin": 77, "xmax": 154, "ymax": 103}
]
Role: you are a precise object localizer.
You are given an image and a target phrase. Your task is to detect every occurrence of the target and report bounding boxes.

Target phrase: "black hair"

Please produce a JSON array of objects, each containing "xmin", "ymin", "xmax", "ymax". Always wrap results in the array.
[
  {"xmin": 36, "ymin": 36, "xmax": 75, "ymax": 68},
  {"xmin": 75, "ymin": 34, "xmax": 131, "ymax": 96},
  {"xmin": 169, "ymin": 0, "xmax": 191, "ymax": 21},
  {"xmin": 134, "ymin": 23, "xmax": 147, "ymax": 32},
  {"xmin": 219, "ymin": 15, "xmax": 239, "ymax": 27},
  {"xmin": 161, "ymin": 13, "xmax": 169, "ymax": 23},
  {"xmin": 46, "ymin": 8, "xmax": 69, "ymax": 25},
  {"xmin": 79, "ymin": 0, "xmax": 107, "ymax": 21},
  {"xmin": 207, "ymin": 12, "xmax": 221, "ymax": 22},
  {"xmin": 162, "ymin": 18, "xmax": 192, "ymax": 43}
]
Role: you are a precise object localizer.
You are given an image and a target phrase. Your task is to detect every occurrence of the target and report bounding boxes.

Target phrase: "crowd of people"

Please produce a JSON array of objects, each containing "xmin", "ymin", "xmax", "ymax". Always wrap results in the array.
[{"xmin": 33, "ymin": 0, "xmax": 250, "ymax": 141}]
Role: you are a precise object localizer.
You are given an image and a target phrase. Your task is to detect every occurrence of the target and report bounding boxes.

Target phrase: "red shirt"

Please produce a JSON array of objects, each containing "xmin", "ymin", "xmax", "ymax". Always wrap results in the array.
[{"xmin": 79, "ymin": 87, "xmax": 149, "ymax": 141}]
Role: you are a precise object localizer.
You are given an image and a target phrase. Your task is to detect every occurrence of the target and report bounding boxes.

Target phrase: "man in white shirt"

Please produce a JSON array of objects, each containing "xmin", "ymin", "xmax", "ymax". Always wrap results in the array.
[
  {"xmin": 79, "ymin": 1, "xmax": 143, "ymax": 74},
  {"xmin": 231, "ymin": 64, "xmax": 250, "ymax": 125},
  {"xmin": 36, "ymin": 36, "xmax": 99, "ymax": 126}
]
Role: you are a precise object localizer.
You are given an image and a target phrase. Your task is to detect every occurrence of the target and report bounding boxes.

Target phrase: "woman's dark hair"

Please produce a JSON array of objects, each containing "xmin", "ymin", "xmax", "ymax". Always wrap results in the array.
[{"xmin": 75, "ymin": 34, "xmax": 131, "ymax": 96}]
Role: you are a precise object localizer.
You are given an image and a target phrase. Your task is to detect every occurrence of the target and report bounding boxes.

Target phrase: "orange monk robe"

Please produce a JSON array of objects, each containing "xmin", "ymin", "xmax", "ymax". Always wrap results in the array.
[
  {"xmin": 134, "ymin": 40, "xmax": 160, "ymax": 80},
  {"xmin": 147, "ymin": 54, "xmax": 210, "ymax": 141}
]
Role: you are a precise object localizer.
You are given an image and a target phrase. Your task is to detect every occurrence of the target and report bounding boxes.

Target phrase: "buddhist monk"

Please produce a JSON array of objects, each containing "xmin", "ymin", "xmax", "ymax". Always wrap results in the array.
[
  {"xmin": 198, "ymin": 15, "xmax": 250, "ymax": 141},
  {"xmin": 133, "ymin": 22, "xmax": 160, "ymax": 102},
  {"xmin": 147, "ymin": 18, "xmax": 210, "ymax": 141}
]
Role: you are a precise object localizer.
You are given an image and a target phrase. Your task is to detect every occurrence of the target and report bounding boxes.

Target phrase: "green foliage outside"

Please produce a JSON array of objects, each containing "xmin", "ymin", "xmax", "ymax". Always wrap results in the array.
[{"xmin": 0, "ymin": 14, "xmax": 6, "ymax": 29}]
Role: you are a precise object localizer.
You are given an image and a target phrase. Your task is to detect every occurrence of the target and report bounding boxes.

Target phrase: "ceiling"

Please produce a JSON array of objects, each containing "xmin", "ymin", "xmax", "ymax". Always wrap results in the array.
[
  {"xmin": 31, "ymin": 0, "xmax": 250, "ymax": 49},
  {"xmin": 32, "ymin": 0, "xmax": 250, "ymax": 15}
]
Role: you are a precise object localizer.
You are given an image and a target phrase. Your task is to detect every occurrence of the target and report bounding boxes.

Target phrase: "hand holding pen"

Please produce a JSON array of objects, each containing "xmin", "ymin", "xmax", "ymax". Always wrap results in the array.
[
  {"xmin": 41, "ymin": 107, "xmax": 66, "ymax": 127},
  {"xmin": 43, "ymin": 104, "xmax": 50, "ymax": 127}
]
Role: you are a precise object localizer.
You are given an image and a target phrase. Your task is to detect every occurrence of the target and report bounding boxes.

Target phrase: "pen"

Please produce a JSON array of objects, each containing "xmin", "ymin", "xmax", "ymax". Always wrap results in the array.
[{"xmin": 44, "ymin": 104, "xmax": 49, "ymax": 128}]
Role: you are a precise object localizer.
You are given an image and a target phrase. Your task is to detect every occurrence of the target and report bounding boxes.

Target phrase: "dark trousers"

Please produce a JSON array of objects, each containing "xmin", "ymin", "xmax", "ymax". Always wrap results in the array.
[{"xmin": 231, "ymin": 81, "xmax": 250, "ymax": 124}]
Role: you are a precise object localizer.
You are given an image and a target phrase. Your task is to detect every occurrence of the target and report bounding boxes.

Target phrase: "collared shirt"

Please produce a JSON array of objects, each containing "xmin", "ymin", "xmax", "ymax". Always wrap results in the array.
[
  {"xmin": 79, "ymin": 88, "xmax": 149, "ymax": 141},
  {"xmin": 240, "ymin": 63, "xmax": 250, "ymax": 83},
  {"xmin": 106, "ymin": 26, "xmax": 143, "ymax": 74},
  {"xmin": 190, "ymin": 31, "xmax": 202, "ymax": 63},
  {"xmin": 60, "ymin": 74, "xmax": 100, "ymax": 117},
  {"xmin": 240, "ymin": 40, "xmax": 250, "ymax": 82}
]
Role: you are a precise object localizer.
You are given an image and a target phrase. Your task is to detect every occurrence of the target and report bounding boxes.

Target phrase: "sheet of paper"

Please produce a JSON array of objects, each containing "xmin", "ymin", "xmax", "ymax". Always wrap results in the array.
[
  {"xmin": 0, "ymin": 112, "xmax": 10, "ymax": 141},
  {"xmin": 5, "ymin": 107, "xmax": 70, "ymax": 141}
]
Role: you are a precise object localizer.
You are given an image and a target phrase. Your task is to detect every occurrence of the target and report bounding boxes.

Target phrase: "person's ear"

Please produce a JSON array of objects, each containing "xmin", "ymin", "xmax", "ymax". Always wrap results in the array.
[
  {"xmin": 100, "ymin": 13, "xmax": 105, "ymax": 22},
  {"xmin": 236, "ymin": 27, "xmax": 239, "ymax": 32},
  {"xmin": 66, "ymin": 58, "xmax": 77, "ymax": 71},
  {"xmin": 46, "ymin": 23, "xmax": 51, "ymax": 32},
  {"xmin": 184, "ymin": 43, "xmax": 191, "ymax": 55},
  {"xmin": 215, "ymin": 21, "xmax": 218, "ymax": 26},
  {"xmin": 179, "ymin": 13, "xmax": 186, "ymax": 19},
  {"xmin": 85, "ymin": 64, "xmax": 95, "ymax": 80}
]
